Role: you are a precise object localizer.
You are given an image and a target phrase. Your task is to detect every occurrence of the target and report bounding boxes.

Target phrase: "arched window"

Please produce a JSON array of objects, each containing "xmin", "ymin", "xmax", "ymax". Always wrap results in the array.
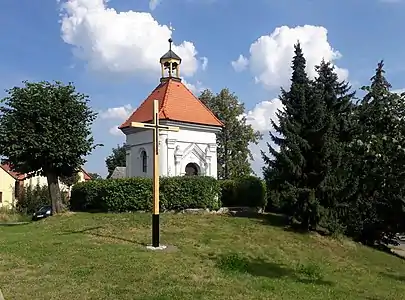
[
  {"xmin": 185, "ymin": 163, "xmax": 199, "ymax": 176},
  {"xmin": 141, "ymin": 150, "xmax": 147, "ymax": 173}
]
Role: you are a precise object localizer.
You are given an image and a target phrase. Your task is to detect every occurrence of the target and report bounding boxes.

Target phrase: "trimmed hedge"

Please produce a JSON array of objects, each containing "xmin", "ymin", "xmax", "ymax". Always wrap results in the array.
[
  {"xmin": 219, "ymin": 176, "xmax": 267, "ymax": 209},
  {"xmin": 70, "ymin": 176, "xmax": 221, "ymax": 212}
]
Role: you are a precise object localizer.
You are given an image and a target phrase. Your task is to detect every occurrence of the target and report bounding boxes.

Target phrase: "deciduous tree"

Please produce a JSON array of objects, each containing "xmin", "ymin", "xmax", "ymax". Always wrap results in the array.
[
  {"xmin": 0, "ymin": 80, "xmax": 99, "ymax": 213},
  {"xmin": 89, "ymin": 172, "xmax": 102, "ymax": 180},
  {"xmin": 106, "ymin": 144, "xmax": 126, "ymax": 177},
  {"xmin": 60, "ymin": 172, "xmax": 80, "ymax": 188},
  {"xmin": 199, "ymin": 88, "xmax": 262, "ymax": 179},
  {"xmin": 344, "ymin": 61, "xmax": 405, "ymax": 244}
]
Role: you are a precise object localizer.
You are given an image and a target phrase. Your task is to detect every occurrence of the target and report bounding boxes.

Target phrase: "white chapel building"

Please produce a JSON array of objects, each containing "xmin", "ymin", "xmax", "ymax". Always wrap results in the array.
[{"xmin": 119, "ymin": 39, "xmax": 223, "ymax": 178}]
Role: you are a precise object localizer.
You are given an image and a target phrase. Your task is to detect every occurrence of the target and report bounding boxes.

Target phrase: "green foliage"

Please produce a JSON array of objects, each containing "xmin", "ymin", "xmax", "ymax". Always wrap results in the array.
[
  {"xmin": 16, "ymin": 184, "xmax": 51, "ymax": 214},
  {"xmin": 342, "ymin": 61, "xmax": 405, "ymax": 244},
  {"xmin": 296, "ymin": 262, "xmax": 323, "ymax": 281},
  {"xmin": 60, "ymin": 172, "xmax": 80, "ymax": 187},
  {"xmin": 262, "ymin": 43, "xmax": 326, "ymax": 230},
  {"xmin": 266, "ymin": 189, "xmax": 282, "ymax": 212},
  {"xmin": 199, "ymin": 88, "xmax": 262, "ymax": 179},
  {"xmin": 0, "ymin": 80, "xmax": 100, "ymax": 213},
  {"xmin": 262, "ymin": 50, "xmax": 405, "ymax": 245},
  {"xmin": 219, "ymin": 176, "xmax": 267, "ymax": 208},
  {"xmin": 89, "ymin": 172, "xmax": 102, "ymax": 180},
  {"xmin": 219, "ymin": 180, "xmax": 236, "ymax": 206},
  {"xmin": 0, "ymin": 80, "xmax": 98, "ymax": 178},
  {"xmin": 263, "ymin": 44, "xmax": 356, "ymax": 233},
  {"xmin": 70, "ymin": 176, "xmax": 221, "ymax": 212},
  {"xmin": 160, "ymin": 176, "xmax": 221, "ymax": 210},
  {"xmin": 215, "ymin": 253, "xmax": 249, "ymax": 273},
  {"xmin": 0, "ymin": 207, "xmax": 30, "ymax": 223},
  {"xmin": 106, "ymin": 144, "xmax": 126, "ymax": 177}
]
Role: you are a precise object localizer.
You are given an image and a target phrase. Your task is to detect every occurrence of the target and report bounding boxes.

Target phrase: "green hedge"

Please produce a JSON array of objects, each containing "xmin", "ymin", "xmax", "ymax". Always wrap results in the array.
[
  {"xmin": 219, "ymin": 176, "xmax": 267, "ymax": 208},
  {"xmin": 70, "ymin": 176, "xmax": 221, "ymax": 212}
]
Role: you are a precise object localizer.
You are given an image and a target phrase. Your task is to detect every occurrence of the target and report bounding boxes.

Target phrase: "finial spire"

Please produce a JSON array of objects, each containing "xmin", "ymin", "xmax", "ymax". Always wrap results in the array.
[{"xmin": 168, "ymin": 38, "xmax": 172, "ymax": 51}]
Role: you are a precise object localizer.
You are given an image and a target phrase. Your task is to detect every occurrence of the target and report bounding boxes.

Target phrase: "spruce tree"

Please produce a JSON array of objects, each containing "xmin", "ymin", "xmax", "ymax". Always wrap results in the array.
[
  {"xmin": 311, "ymin": 60, "xmax": 356, "ymax": 229},
  {"xmin": 262, "ymin": 43, "xmax": 327, "ymax": 230}
]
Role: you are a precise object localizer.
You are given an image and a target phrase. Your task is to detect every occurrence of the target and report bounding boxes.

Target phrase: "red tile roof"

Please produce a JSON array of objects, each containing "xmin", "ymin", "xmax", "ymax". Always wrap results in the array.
[
  {"xmin": 0, "ymin": 163, "xmax": 26, "ymax": 180},
  {"xmin": 80, "ymin": 167, "xmax": 92, "ymax": 181},
  {"xmin": 119, "ymin": 78, "xmax": 223, "ymax": 129},
  {"xmin": 1, "ymin": 163, "xmax": 92, "ymax": 181}
]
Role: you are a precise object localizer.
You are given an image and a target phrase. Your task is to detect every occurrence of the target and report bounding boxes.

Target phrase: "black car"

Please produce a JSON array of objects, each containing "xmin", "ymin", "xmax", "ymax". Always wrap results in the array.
[{"xmin": 32, "ymin": 205, "xmax": 53, "ymax": 221}]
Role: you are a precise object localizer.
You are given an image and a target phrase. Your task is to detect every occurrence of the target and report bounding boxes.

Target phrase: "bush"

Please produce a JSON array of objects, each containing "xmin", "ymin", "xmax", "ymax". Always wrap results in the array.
[
  {"xmin": 219, "ymin": 176, "xmax": 267, "ymax": 208},
  {"xmin": 0, "ymin": 207, "xmax": 30, "ymax": 223},
  {"xmin": 16, "ymin": 184, "xmax": 51, "ymax": 214},
  {"xmin": 70, "ymin": 176, "xmax": 221, "ymax": 212}
]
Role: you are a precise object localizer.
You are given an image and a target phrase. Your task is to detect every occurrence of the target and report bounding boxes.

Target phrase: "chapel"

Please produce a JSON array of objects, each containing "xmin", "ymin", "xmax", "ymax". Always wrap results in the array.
[{"xmin": 119, "ymin": 39, "xmax": 223, "ymax": 178}]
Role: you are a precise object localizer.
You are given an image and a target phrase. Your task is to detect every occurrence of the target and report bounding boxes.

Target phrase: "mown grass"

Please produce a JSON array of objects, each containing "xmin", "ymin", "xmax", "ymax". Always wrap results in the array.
[{"xmin": 0, "ymin": 212, "xmax": 404, "ymax": 299}]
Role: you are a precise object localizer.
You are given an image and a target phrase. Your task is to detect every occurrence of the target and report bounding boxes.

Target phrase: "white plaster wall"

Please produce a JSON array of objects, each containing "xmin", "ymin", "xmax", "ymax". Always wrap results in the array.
[
  {"xmin": 0, "ymin": 169, "xmax": 16, "ymax": 209},
  {"xmin": 126, "ymin": 130, "xmax": 154, "ymax": 178},
  {"xmin": 23, "ymin": 172, "xmax": 87, "ymax": 192},
  {"xmin": 126, "ymin": 126, "xmax": 219, "ymax": 179}
]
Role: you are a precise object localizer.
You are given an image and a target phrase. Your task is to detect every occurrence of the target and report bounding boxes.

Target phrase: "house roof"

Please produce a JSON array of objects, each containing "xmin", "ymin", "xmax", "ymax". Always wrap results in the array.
[
  {"xmin": 0, "ymin": 163, "xmax": 26, "ymax": 180},
  {"xmin": 160, "ymin": 50, "xmax": 181, "ymax": 62},
  {"xmin": 0, "ymin": 163, "xmax": 92, "ymax": 181},
  {"xmin": 119, "ymin": 78, "xmax": 223, "ymax": 129},
  {"xmin": 80, "ymin": 167, "xmax": 92, "ymax": 181},
  {"xmin": 109, "ymin": 167, "xmax": 126, "ymax": 179}
]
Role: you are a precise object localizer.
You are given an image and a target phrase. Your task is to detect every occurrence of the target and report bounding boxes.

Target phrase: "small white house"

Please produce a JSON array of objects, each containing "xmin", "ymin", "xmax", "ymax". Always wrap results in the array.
[{"xmin": 119, "ymin": 39, "xmax": 223, "ymax": 178}]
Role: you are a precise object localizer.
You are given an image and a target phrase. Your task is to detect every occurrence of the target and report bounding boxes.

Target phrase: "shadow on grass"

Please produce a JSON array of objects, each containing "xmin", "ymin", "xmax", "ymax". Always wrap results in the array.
[
  {"xmin": 227, "ymin": 210, "xmax": 289, "ymax": 227},
  {"xmin": 368, "ymin": 243, "xmax": 405, "ymax": 261},
  {"xmin": 59, "ymin": 226, "xmax": 147, "ymax": 246},
  {"xmin": 229, "ymin": 211, "xmax": 339, "ymax": 238},
  {"xmin": 208, "ymin": 252, "xmax": 333, "ymax": 286},
  {"xmin": 0, "ymin": 221, "xmax": 31, "ymax": 226}
]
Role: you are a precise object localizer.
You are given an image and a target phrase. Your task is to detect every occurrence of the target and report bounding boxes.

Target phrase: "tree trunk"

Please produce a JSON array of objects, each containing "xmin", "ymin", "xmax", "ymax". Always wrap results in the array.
[{"xmin": 46, "ymin": 172, "xmax": 62, "ymax": 214}]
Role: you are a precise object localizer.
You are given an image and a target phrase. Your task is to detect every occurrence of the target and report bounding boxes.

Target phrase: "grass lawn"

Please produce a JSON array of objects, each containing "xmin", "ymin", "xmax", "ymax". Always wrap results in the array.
[{"xmin": 1, "ymin": 212, "xmax": 405, "ymax": 300}]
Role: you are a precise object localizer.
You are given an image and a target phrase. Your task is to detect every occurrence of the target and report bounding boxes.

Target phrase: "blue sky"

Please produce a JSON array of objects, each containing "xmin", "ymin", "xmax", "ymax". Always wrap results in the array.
[{"xmin": 0, "ymin": 0, "xmax": 404, "ymax": 177}]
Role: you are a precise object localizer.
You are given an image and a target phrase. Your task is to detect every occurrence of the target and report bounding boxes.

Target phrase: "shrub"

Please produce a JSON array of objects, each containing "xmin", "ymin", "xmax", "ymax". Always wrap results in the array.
[
  {"xmin": 70, "ymin": 176, "xmax": 221, "ymax": 212},
  {"xmin": 16, "ymin": 184, "xmax": 51, "ymax": 214},
  {"xmin": 160, "ymin": 176, "xmax": 221, "ymax": 210},
  {"xmin": 0, "ymin": 207, "xmax": 29, "ymax": 223},
  {"xmin": 219, "ymin": 176, "xmax": 267, "ymax": 208}
]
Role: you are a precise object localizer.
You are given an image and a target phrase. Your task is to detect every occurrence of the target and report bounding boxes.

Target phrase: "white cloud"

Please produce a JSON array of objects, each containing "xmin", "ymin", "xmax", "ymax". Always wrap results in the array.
[
  {"xmin": 243, "ymin": 98, "xmax": 284, "ymax": 177},
  {"xmin": 244, "ymin": 98, "xmax": 283, "ymax": 132},
  {"xmin": 59, "ymin": 0, "xmax": 203, "ymax": 78},
  {"xmin": 99, "ymin": 104, "xmax": 134, "ymax": 136},
  {"xmin": 109, "ymin": 126, "xmax": 124, "ymax": 136},
  {"xmin": 99, "ymin": 104, "xmax": 133, "ymax": 120},
  {"xmin": 231, "ymin": 54, "xmax": 249, "ymax": 72},
  {"xmin": 233, "ymin": 25, "xmax": 349, "ymax": 90},
  {"xmin": 182, "ymin": 79, "xmax": 206, "ymax": 95},
  {"xmin": 149, "ymin": 0, "xmax": 161, "ymax": 10},
  {"xmin": 201, "ymin": 57, "xmax": 208, "ymax": 71}
]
